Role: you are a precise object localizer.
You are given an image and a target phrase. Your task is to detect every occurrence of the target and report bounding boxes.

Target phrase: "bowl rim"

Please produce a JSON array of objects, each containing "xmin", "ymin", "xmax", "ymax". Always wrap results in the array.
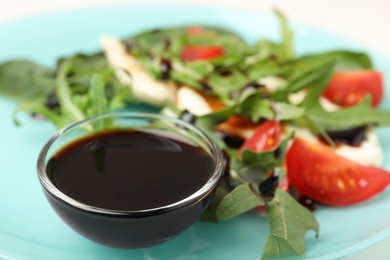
[{"xmin": 37, "ymin": 111, "xmax": 224, "ymax": 216}]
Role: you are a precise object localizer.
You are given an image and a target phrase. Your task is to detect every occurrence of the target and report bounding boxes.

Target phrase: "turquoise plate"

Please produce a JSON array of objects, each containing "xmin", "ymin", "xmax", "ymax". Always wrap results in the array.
[{"xmin": 1, "ymin": 4, "xmax": 390, "ymax": 260}]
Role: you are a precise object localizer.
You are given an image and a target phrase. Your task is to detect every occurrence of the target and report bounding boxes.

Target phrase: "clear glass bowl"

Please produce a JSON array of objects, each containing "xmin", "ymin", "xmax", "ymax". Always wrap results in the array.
[{"xmin": 37, "ymin": 112, "xmax": 224, "ymax": 248}]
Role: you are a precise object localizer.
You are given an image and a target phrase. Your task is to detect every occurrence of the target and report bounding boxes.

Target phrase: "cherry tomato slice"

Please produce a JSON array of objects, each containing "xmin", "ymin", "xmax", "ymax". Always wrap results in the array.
[
  {"xmin": 322, "ymin": 70, "xmax": 383, "ymax": 107},
  {"xmin": 286, "ymin": 137, "xmax": 390, "ymax": 206},
  {"xmin": 180, "ymin": 45, "xmax": 224, "ymax": 62},
  {"xmin": 238, "ymin": 120, "xmax": 282, "ymax": 157}
]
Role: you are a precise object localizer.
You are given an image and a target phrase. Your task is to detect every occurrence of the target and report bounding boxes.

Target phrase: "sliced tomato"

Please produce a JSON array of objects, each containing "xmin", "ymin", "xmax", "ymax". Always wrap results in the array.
[
  {"xmin": 238, "ymin": 120, "xmax": 282, "ymax": 157},
  {"xmin": 286, "ymin": 137, "xmax": 390, "ymax": 206},
  {"xmin": 180, "ymin": 45, "xmax": 224, "ymax": 62},
  {"xmin": 322, "ymin": 70, "xmax": 383, "ymax": 107}
]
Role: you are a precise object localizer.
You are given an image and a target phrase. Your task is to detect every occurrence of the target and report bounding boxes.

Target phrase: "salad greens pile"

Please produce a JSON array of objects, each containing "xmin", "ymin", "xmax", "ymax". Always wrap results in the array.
[
  {"xmin": 0, "ymin": 53, "xmax": 134, "ymax": 128},
  {"xmin": 1, "ymin": 9, "xmax": 390, "ymax": 259}
]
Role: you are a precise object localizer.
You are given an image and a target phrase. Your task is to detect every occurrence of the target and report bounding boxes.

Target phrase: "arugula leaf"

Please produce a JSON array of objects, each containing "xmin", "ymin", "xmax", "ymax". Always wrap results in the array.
[
  {"xmin": 306, "ymin": 97, "xmax": 390, "ymax": 130},
  {"xmin": 0, "ymin": 60, "xmax": 55, "ymax": 102},
  {"xmin": 238, "ymin": 135, "xmax": 290, "ymax": 171},
  {"xmin": 13, "ymin": 101, "xmax": 65, "ymax": 128},
  {"xmin": 238, "ymin": 92, "xmax": 305, "ymax": 122},
  {"xmin": 296, "ymin": 50, "xmax": 373, "ymax": 71},
  {"xmin": 261, "ymin": 189, "xmax": 319, "ymax": 259},
  {"xmin": 216, "ymin": 183, "xmax": 265, "ymax": 220},
  {"xmin": 275, "ymin": 8, "xmax": 294, "ymax": 60},
  {"xmin": 56, "ymin": 57, "xmax": 86, "ymax": 123},
  {"xmin": 238, "ymin": 94, "xmax": 274, "ymax": 122},
  {"xmin": 89, "ymin": 73, "xmax": 109, "ymax": 117},
  {"xmin": 273, "ymin": 61, "xmax": 334, "ymax": 104}
]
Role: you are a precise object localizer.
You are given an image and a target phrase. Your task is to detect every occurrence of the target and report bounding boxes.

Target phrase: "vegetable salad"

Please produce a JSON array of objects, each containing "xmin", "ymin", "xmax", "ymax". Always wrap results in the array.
[{"xmin": 1, "ymin": 9, "xmax": 390, "ymax": 259}]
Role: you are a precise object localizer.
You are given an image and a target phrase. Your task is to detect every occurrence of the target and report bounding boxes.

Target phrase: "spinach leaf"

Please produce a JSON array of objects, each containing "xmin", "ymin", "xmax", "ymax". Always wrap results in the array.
[
  {"xmin": 0, "ymin": 60, "xmax": 55, "ymax": 102},
  {"xmin": 261, "ymin": 189, "xmax": 319, "ymax": 259},
  {"xmin": 216, "ymin": 183, "xmax": 265, "ymax": 220}
]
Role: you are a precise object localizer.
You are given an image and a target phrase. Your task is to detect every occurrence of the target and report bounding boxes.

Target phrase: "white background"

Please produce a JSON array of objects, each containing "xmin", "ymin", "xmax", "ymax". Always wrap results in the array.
[{"xmin": 1, "ymin": 0, "xmax": 390, "ymax": 259}]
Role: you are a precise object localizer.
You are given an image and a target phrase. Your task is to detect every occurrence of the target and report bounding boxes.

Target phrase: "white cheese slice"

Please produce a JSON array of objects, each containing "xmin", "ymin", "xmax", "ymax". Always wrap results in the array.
[
  {"xmin": 258, "ymin": 76, "xmax": 286, "ymax": 92},
  {"xmin": 335, "ymin": 130, "xmax": 384, "ymax": 167},
  {"xmin": 175, "ymin": 86, "xmax": 212, "ymax": 116},
  {"xmin": 100, "ymin": 35, "xmax": 175, "ymax": 106}
]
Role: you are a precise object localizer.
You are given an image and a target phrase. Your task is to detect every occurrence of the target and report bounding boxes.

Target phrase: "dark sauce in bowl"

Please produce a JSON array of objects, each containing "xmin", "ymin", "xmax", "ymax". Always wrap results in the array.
[
  {"xmin": 38, "ymin": 112, "xmax": 223, "ymax": 248},
  {"xmin": 47, "ymin": 129, "xmax": 215, "ymax": 211}
]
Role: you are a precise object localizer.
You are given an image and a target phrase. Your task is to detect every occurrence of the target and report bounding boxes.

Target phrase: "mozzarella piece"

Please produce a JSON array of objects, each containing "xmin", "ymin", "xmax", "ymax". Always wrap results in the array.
[
  {"xmin": 258, "ymin": 76, "xmax": 286, "ymax": 92},
  {"xmin": 100, "ymin": 36, "xmax": 175, "ymax": 106},
  {"xmin": 175, "ymin": 86, "xmax": 212, "ymax": 116},
  {"xmin": 284, "ymin": 125, "xmax": 384, "ymax": 167},
  {"xmin": 288, "ymin": 90, "xmax": 339, "ymax": 112},
  {"xmin": 336, "ymin": 130, "xmax": 384, "ymax": 167}
]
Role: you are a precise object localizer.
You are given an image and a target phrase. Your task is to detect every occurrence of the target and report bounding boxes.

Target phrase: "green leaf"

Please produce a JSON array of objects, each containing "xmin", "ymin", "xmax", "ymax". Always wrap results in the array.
[
  {"xmin": 237, "ymin": 83, "xmax": 305, "ymax": 123},
  {"xmin": 273, "ymin": 102, "xmax": 305, "ymax": 120},
  {"xmin": 238, "ymin": 94, "xmax": 274, "ymax": 122},
  {"xmin": 261, "ymin": 189, "xmax": 319, "ymax": 259},
  {"xmin": 216, "ymin": 183, "xmax": 265, "ymax": 220},
  {"xmin": 274, "ymin": 61, "xmax": 335, "ymax": 105},
  {"xmin": 306, "ymin": 97, "xmax": 390, "ymax": 130},
  {"xmin": 200, "ymin": 186, "xmax": 230, "ymax": 222},
  {"xmin": 296, "ymin": 50, "xmax": 373, "ymax": 71},
  {"xmin": 56, "ymin": 57, "xmax": 87, "ymax": 122},
  {"xmin": 238, "ymin": 134, "xmax": 290, "ymax": 171},
  {"xmin": 0, "ymin": 60, "xmax": 55, "ymax": 102},
  {"xmin": 275, "ymin": 9, "xmax": 294, "ymax": 60},
  {"xmin": 13, "ymin": 100, "xmax": 67, "ymax": 128},
  {"xmin": 300, "ymin": 62, "xmax": 335, "ymax": 108},
  {"xmin": 89, "ymin": 73, "xmax": 109, "ymax": 117}
]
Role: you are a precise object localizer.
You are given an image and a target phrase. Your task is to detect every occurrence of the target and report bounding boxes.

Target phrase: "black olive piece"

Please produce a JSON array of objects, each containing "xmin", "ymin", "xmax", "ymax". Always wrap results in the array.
[
  {"xmin": 220, "ymin": 150, "xmax": 231, "ymax": 179},
  {"xmin": 200, "ymin": 81, "xmax": 213, "ymax": 94},
  {"xmin": 258, "ymin": 169, "xmax": 280, "ymax": 202},
  {"xmin": 289, "ymin": 186, "xmax": 317, "ymax": 212},
  {"xmin": 179, "ymin": 110, "xmax": 196, "ymax": 125},
  {"xmin": 273, "ymin": 147, "xmax": 282, "ymax": 159},
  {"xmin": 242, "ymin": 82, "xmax": 266, "ymax": 91},
  {"xmin": 159, "ymin": 58, "xmax": 172, "ymax": 81},
  {"xmin": 45, "ymin": 93, "xmax": 60, "ymax": 110},
  {"xmin": 215, "ymin": 131, "xmax": 244, "ymax": 149},
  {"xmin": 324, "ymin": 126, "xmax": 368, "ymax": 147}
]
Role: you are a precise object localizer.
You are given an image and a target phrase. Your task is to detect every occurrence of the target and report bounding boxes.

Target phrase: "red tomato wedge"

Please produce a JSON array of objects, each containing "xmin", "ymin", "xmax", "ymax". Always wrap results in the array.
[
  {"xmin": 322, "ymin": 70, "xmax": 383, "ymax": 107},
  {"xmin": 286, "ymin": 137, "xmax": 390, "ymax": 206},
  {"xmin": 238, "ymin": 120, "xmax": 282, "ymax": 157},
  {"xmin": 180, "ymin": 45, "xmax": 224, "ymax": 62}
]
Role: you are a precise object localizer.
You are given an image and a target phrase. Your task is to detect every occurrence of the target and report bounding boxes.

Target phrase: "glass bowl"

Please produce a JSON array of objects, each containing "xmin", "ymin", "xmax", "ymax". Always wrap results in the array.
[{"xmin": 37, "ymin": 112, "xmax": 224, "ymax": 248}]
